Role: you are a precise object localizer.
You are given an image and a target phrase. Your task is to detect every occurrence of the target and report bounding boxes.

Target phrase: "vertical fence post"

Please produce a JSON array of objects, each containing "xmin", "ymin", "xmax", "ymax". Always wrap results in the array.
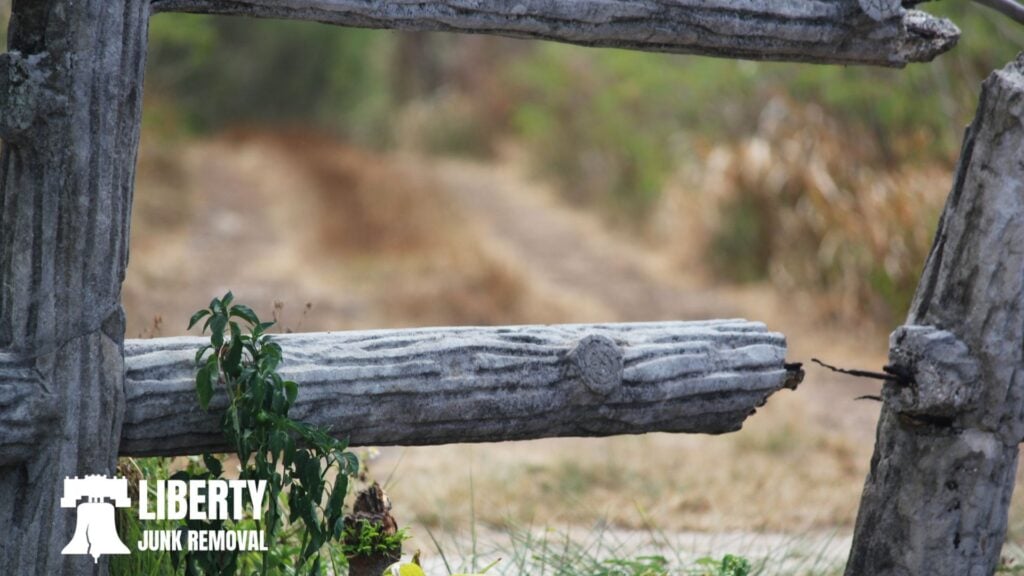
[
  {"xmin": 846, "ymin": 54, "xmax": 1024, "ymax": 575},
  {"xmin": 0, "ymin": 2, "xmax": 150, "ymax": 574}
]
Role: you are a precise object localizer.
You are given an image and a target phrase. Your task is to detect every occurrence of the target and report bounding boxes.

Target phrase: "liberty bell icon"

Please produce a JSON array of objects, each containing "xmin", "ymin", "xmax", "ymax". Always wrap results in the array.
[{"xmin": 60, "ymin": 474, "xmax": 132, "ymax": 563}]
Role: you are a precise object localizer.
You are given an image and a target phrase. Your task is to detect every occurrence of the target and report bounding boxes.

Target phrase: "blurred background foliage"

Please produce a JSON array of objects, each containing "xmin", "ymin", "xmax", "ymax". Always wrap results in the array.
[
  {"xmin": 3, "ymin": 3, "xmax": 1023, "ymax": 326},
  {"xmin": 138, "ymin": 5, "xmax": 1021, "ymax": 325}
]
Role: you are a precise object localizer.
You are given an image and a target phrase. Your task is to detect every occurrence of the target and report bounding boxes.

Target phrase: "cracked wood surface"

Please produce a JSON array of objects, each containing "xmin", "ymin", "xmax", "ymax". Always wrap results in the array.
[
  {"xmin": 151, "ymin": 0, "xmax": 959, "ymax": 67},
  {"xmin": 846, "ymin": 54, "xmax": 1024, "ymax": 576},
  {"xmin": 119, "ymin": 320, "xmax": 797, "ymax": 456}
]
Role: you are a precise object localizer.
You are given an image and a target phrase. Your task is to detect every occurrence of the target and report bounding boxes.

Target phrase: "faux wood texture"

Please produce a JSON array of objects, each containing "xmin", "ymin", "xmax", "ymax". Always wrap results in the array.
[
  {"xmin": 846, "ymin": 54, "xmax": 1024, "ymax": 576},
  {"xmin": 0, "ymin": 1, "xmax": 150, "ymax": 574},
  {"xmin": 120, "ymin": 320, "xmax": 796, "ymax": 456},
  {"xmin": 151, "ymin": 0, "xmax": 959, "ymax": 67}
]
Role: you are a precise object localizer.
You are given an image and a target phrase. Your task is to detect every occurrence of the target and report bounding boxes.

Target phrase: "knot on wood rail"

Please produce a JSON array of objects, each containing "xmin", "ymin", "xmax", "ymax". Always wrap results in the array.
[
  {"xmin": 568, "ymin": 335, "xmax": 623, "ymax": 396},
  {"xmin": 887, "ymin": 325, "xmax": 981, "ymax": 429}
]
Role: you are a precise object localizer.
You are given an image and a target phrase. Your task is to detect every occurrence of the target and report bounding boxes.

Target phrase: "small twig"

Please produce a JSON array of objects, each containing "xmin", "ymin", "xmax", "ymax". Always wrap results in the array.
[
  {"xmin": 855, "ymin": 395, "xmax": 884, "ymax": 402},
  {"xmin": 973, "ymin": 0, "xmax": 1024, "ymax": 24},
  {"xmin": 811, "ymin": 358, "xmax": 898, "ymax": 382}
]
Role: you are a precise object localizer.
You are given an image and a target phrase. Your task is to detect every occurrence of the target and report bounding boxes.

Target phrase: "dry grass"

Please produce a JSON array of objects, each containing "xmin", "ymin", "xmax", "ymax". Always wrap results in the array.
[
  {"xmin": 370, "ymin": 392, "xmax": 871, "ymax": 536},
  {"xmin": 125, "ymin": 128, "xmax": 569, "ymax": 337},
  {"xmin": 659, "ymin": 98, "xmax": 952, "ymax": 327}
]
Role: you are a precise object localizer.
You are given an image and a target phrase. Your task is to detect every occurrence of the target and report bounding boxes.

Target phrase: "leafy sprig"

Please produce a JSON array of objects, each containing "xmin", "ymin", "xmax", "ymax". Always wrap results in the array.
[{"xmin": 180, "ymin": 292, "xmax": 359, "ymax": 575}]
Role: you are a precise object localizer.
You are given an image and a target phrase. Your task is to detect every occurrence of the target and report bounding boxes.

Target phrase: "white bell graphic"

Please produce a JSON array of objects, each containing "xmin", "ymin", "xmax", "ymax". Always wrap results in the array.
[{"xmin": 60, "ymin": 475, "xmax": 133, "ymax": 563}]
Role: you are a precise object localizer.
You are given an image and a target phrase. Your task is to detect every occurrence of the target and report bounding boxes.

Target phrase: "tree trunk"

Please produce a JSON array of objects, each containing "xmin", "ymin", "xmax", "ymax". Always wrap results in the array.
[
  {"xmin": 150, "ymin": 0, "xmax": 958, "ymax": 68},
  {"xmin": 119, "ymin": 320, "xmax": 800, "ymax": 456},
  {"xmin": 846, "ymin": 54, "xmax": 1024, "ymax": 576},
  {"xmin": 0, "ymin": 2, "xmax": 150, "ymax": 574}
]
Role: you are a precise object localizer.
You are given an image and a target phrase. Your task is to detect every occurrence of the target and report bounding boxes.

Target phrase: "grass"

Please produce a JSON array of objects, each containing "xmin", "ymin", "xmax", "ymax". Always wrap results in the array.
[
  {"xmin": 374, "ymin": 393, "xmax": 869, "ymax": 536},
  {"xmin": 111, "ymin": 458, "xmax": 179, "ymax": 576},
  {"xmin": 415, "ymin": 521, "xmax": 848, "ymax": 576}
]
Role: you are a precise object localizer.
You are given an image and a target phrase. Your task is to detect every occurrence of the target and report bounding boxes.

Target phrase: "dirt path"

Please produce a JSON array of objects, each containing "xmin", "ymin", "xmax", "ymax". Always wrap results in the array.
[{"xmin": 433, "ymin": 159, "xmax": 738, "ymax": 322}]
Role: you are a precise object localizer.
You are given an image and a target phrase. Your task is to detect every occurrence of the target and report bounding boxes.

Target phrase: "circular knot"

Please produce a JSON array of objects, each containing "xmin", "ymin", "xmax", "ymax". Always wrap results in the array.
[{"xmin": 570, "ymin": 334, "xmax": 623, "ymax": 396}]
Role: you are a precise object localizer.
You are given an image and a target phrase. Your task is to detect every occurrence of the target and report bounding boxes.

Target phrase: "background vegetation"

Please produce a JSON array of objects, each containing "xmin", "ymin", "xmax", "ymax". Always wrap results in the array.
[
  {"xmin": 139, "ymin": 5, "xmax": 1024, "ymax": 325},
  {"xmin": 2, "ymin": 2, "xmax": 1020, "ymax": 324}
]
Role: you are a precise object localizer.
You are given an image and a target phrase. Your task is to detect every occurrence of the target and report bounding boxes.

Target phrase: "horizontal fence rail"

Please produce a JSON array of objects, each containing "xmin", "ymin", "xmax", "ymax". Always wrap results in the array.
[
  {"xmin": 120, "ymin": 320, "xmax": 801, "ymax": 456},
  {"xmin": 151, "ymin": 0, "xmax": 959, "ymax": 67}
]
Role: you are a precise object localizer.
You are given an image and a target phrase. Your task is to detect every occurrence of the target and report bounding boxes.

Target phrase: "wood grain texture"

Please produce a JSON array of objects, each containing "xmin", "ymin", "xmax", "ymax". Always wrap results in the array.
[
  {"xmin": 846, "ymin": 54, "xmax": 1024, "ymax": 576},
  {"xmin": 150, "ymin": 0, "xmax": 959, "ymax": 67},
  {"xmin": 120, "ymin": 320, "xmax": 797, "ymax": 456},
  {"xmin": 0, "ymin": 1, "xmax": 150, "ymax": 574}
]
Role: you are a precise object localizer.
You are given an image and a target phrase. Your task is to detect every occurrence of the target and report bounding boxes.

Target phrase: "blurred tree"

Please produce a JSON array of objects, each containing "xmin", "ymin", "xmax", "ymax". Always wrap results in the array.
[
  {"xmin": 146, "ymin": 14, "xmax": 395, "ymax": 144},
  {"xmin": 391, "ymin": 32, "xmax": 441, "ymax": 103}
]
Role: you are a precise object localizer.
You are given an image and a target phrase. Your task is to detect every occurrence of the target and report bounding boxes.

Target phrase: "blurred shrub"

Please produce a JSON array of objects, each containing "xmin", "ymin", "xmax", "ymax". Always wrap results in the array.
[
  {"xmin": 0, "ymin": 1, "xmax": 9, "ymax": 49},
  {"xmin": 107, "ymin": 6, "xmax": 1024, "ymax": 326},
  {"xmin": 508, "ymin": 45, "xmax": 756, "ymax": 224},
  {"xmin": 504, "ymin": 3, "xmax": 1023, "ymax": 223},
  {"xmin": 499, "ymin": 4, "xmax": 1022, "ymax": 322},
  {"xmin": 146, "ymin": 14, "xmax": 395, "ymax": 145},
  {"xmin": 678, "ymin": 99, "xmax": 948, "ymax": 324},
  {"xmin": 395, "ymin": 90, "xmax": 496, "ymax": 157}
]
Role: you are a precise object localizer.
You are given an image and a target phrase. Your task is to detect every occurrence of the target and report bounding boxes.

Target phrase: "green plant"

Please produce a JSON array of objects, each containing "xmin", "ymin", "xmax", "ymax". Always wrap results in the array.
[
  {"xmin": 692, "ymin": 554, "xmax": 752, "ymax": 576},
  {"xmin": 342, "ymin": 521, "xmax": 411, "ymax": 558},
  {"xmin": 112, "ymin": 457, "xmax": 180, "ymax": 576},
  {"xmin": 177, "ymin": 292, "xmax": 359, "ymax": 575}
]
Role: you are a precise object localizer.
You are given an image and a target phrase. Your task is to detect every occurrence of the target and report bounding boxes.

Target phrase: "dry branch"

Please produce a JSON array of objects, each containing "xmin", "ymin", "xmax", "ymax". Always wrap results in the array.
[
  {"xmin": 151, "ymin": 0, "xmax": 959, "ymax": 67},
  {"xmin": 120, "ymin": 320, "xmax": 796, "ymax": 456}
]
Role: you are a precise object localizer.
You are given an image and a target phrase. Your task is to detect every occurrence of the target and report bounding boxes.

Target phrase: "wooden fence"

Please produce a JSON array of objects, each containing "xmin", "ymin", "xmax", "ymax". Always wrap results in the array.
[{"xmin": 0, "ymin": 1, "xmax": 1021, "ymax": 574}]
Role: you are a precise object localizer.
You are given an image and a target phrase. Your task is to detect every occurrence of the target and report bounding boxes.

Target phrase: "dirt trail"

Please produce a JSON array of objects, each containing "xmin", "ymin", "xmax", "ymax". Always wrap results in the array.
[{"xmin": 433, "ymin": 159, "xmax": 738, "ymax": 322}]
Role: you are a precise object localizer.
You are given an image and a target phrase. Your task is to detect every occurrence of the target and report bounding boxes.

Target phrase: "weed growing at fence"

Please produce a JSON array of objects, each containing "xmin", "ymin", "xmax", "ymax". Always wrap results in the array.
[
  {"xmin": 343, "ymin": 521, "xmax": 411, "ymax": 558},
  {"xmin": 177, "ymin": 292, "xmax": 359, "ymax": 575}
]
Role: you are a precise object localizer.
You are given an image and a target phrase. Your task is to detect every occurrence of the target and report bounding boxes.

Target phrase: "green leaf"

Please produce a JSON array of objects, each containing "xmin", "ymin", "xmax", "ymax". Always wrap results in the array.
[
  {"xmin": 194, "ymin": 344, "xmax": 211, "ymax": 366},
  {"xmin": 202, "ymin": 453, "xmax": 223, "ymax": 478},
  {"xmin": 196, "ymin": 365, "xmax": 214, "ymax": 410},
  {"xmin": 188, "ymin": 309, "xmax": 211, "ymax": 330},
  {"xmin": 326, "ymin": 475, "xmax": 346, "ymax": 521},
  {"xmin": 210, "ymin": 314, "xmax": 227, "ymax": 349},
  {"xmin": 221, "ymin": 291, "xmax": 234, "ymax": 309},
  {"xmin": 285, "ymin": 380, "xmax": 298, "ymax": 406},
  {"xmin": 343, "ymin": 452, "xmax": 359, "ymax": 475},
  {"xmin": 272, "ymin": 387, "xmax": 285, "ymax": 414},
  {"xmin": 269, "ymin": 429, "xmax": 286, "ymax": 455},
  {"xmin": 224, "ymin": 322, "xmax": 243, "ymax": 376},
  {"xmin": 230, "ymin": 304, "xmax": 260, "ymax": 326}
]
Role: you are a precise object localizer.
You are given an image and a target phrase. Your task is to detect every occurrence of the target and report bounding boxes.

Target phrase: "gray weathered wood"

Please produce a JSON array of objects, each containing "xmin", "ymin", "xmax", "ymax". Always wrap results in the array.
[
  {"xmin": 119, "ymin": 320, "xmax": 799, "ymax": 456},
  {"xmin": 846, "ymin": 53, "xmax": 1024, "ymax": 576},
  {"xmin": 151, "ymin": 0, "xmax": 959, "ymax": 68},
  {"xmin": 0, "ymin": 1, "xmax": 150, "ymax": 574}
]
